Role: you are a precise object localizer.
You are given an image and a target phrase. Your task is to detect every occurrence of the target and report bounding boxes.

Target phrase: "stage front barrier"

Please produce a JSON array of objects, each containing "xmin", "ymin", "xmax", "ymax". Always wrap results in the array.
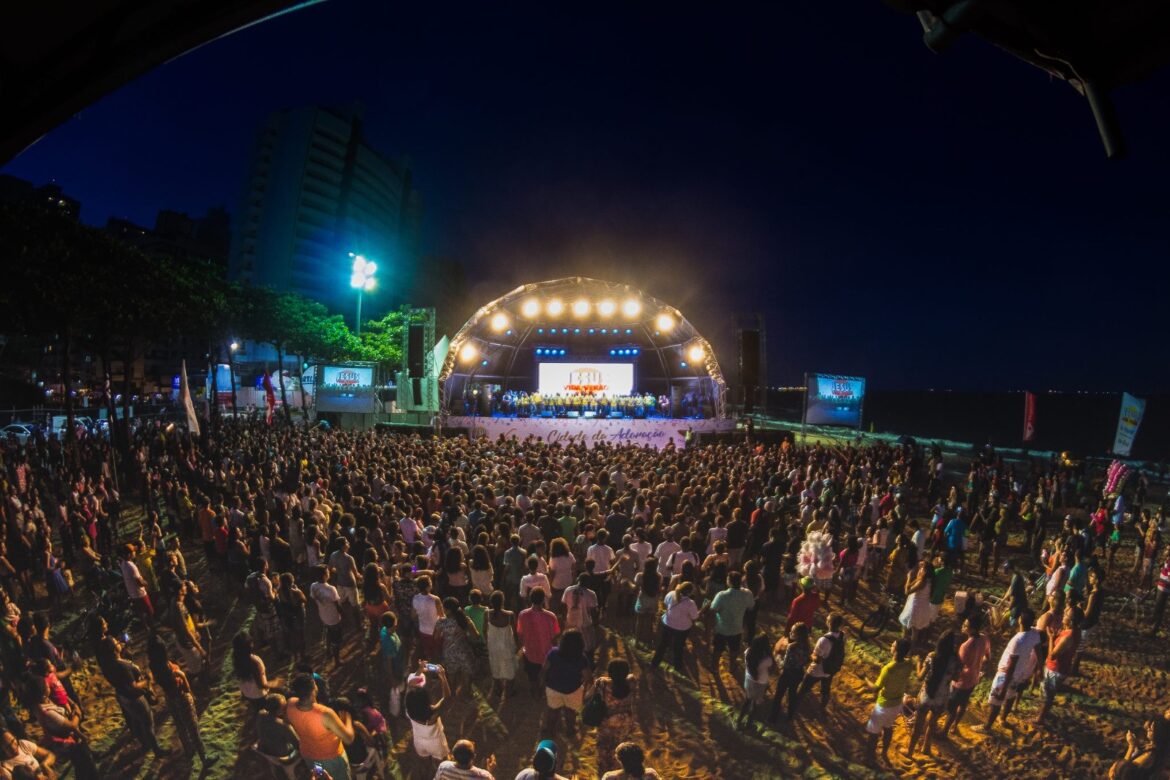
[{"xmin": 445, "ymin": 416, "xmax": 735, "ymax": 449}]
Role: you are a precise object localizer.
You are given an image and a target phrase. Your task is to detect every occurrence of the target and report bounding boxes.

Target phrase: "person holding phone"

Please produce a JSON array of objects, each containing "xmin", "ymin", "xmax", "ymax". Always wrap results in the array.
[
  {"xmin": 404, "ymin": 661, "xmax": 452, "ymax": 767},
  {"xmin": 287, "ymin": 674, "xmax": 354, "ymax": 780}
]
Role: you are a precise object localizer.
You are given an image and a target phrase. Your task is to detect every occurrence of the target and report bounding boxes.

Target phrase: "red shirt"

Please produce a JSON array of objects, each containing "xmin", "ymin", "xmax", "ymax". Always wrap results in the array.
[
  {"xmin": 1045, "ymin": 629, "xmax": 1078, "ymax": 675},
  {"xmin": 787, "ymin": 591, "xmax": 821, "ymax": 629},
  {"xmin": 517, "ymin": 607, "xmax": 560, "ymax": 664}
]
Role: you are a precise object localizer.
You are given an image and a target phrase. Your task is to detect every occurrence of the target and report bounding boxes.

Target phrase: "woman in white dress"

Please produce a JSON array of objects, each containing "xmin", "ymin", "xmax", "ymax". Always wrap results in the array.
[
  {"xmin": 485, "ymin": 590, "xmax": 518, "ymax": 697},
  {"xmin": 470, "ymin": 545, "xmax": 495, "ymax": 596},
  {"xmin": 898, "ymin": 560, "xmax": 934, "ymax": 646}
]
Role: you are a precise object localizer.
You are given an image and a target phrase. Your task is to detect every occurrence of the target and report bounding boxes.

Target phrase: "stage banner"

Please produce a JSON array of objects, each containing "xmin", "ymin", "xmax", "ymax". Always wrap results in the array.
[
  {"xmin": 804, "ymin": 374, "xmax": 866, "ymax": 427},
  {"xmin": 1112, "ymin": 392, "xmax": 1146, "ymax": 457},
  {"xmin": 446, "ymin": 416, "xmax": 735, "ymax": 449},
  {"xmin": 1023, "ymin": 391, "xmax": 1036, "ymax": 442}
]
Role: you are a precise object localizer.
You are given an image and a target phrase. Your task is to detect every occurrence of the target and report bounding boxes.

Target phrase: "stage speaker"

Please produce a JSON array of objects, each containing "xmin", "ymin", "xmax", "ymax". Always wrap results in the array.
[
  {"xmin": 740, "ymin": 330, "xmax": 760, "ymax": 388},
  {"xmin": 411, "ymin": 377, "xmax": 422, "ymax": 406},
  {"xmin": 408, "ymin": 324, "xmax": 426, "ymax": 377}
]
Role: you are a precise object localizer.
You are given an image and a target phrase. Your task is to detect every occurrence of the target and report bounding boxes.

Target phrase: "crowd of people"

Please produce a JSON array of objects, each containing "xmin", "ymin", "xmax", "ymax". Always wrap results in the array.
[{"xmin": 0, "ymin": 416, "xmax": 1163, "ymax": 778}]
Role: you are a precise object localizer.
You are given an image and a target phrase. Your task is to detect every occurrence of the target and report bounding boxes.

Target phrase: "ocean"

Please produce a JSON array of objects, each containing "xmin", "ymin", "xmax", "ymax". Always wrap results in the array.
[{"xmin": 765, "ymin": 389, "xmax": 1167, "ymax": 461}]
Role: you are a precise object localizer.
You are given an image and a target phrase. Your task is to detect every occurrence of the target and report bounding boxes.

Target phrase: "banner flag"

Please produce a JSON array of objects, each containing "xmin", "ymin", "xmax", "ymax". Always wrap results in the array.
[
  {"xmin": 1023, "ymin": 391, "xmax": 1036, "ymax": 442},
  {"xmin": 1112, "ymin": 392, "xmax": 1145, "ymax": 457},
  {"xmin": 263, "ymin": 371, "xmax": 276, "ymax": 425},
  {"xmin": 179, "ymin": 360, "xmax": 201, "ymax": 436}
]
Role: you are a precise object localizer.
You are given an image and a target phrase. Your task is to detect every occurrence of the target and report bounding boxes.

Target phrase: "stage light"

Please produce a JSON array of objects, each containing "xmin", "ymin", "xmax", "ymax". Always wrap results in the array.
[
  {"xmin": 481, "ymin": 359, "xmax": 488, "ymax": 366},
  {"xmin": 537, "ymin": 328, "xmax": 544, "ymax": 334},
  {"xmin": 521, "ymin": 298, "xmax": 541, "ymax": 318},
  {"xmin": 656, "ymin": 313, "xmax": 675, "ymax": 332},
  {"xmin": 588, "ymin": 328, "xmax": 595, "ymax": 334},
  {"xmin": 688, "ymin": 344, "xmax": 705, "ymax": 362},
  {"xmin": 547, "ymin": 298, "xmax": 564, "ymax": 316},
  {"xmin": 622, "ymin": 299, "xmax": 641, "ymax": 318},
  {"xmin": 598, "ymin": 299, "xmax": 616, "ymax": 317},
  {"xmin": 625, "ymin": 328, "xmax": 632, "ymax": 335},
  {"xmin": 490, "ymin": 312, "xmax": 509, "ymax": 332},
  {"xmin": 505, "ymin": 329, "xmax": 513, "ymax": 336},
  {"xmin": 572, "ymin": 299, "xmax": 590, "ymax": 317},
  {"xmin": 536, "ymin": 348, "xmax": 543, "ymax": 355},
  {"xmin": 680, "ymin": 361, "xmax": 688, "ymax": 368},
  {"xmin": 609, "ymin": 349, "xmax": 615, "ymax": 356},
  {"xmin": 574, "ymin": 328, "xmax": 580, "ymax": 334},
  {"xmin": 559, "ymin": 349, "xmax": 566, "ymax": 356},
  {"xmin": 460, "ymin": 343, "xmax": 478, "ymax": 363},
  {"xmin": 601, "ymin": 328, "xmax": 608, "ymax": 334}
]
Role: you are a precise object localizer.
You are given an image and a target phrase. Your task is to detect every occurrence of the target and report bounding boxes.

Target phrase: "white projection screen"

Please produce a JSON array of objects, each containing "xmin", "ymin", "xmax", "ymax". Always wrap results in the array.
[{"xmin": 538, "ymin": 363, "xmax": 634, "ymax": 396}]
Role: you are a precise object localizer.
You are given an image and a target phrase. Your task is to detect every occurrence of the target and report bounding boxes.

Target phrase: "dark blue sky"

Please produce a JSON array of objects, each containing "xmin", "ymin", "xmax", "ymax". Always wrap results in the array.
[{"xmin": 5, "ymin": 1, "xmax": 1169, "ymax": 392}]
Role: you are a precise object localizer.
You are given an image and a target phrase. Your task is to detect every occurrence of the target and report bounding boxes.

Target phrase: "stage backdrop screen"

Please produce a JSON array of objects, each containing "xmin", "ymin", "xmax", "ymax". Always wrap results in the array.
[
  {"xmin": 539, "ymin": 363, "xmax": 634, "ymax": 397},
  {"xmin": 805, "ymin": 374, "xmax": 866, "ymax": 427},
  {"xmin": 322, "ymin": 365, "xmax": 374, "ymax": 388}
]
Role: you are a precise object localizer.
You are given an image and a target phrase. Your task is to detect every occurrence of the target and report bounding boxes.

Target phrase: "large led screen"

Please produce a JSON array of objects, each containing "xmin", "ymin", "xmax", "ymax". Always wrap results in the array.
[
  {"xmin": 805, "ymin": 374, "xmax": 866, "ymax": 427},
  {"xmin": 538, "ymin": 363, "xmax": 634, "ymax": 396},
  {"xmin": 322, "ymin": 365, "xmax": 374, "ymax": 388}
]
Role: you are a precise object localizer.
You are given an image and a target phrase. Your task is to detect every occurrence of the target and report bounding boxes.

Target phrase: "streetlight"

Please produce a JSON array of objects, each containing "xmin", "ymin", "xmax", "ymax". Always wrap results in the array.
[{"xmin": 350, "ymin": 255, "xmax": 377, "ymax": 335}]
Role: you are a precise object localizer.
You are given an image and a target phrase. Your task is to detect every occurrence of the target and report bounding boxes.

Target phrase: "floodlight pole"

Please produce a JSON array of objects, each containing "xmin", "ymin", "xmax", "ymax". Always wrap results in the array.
[{"xmin": 355, "ymin": 289, "xmax": 364, "ymax": 337}]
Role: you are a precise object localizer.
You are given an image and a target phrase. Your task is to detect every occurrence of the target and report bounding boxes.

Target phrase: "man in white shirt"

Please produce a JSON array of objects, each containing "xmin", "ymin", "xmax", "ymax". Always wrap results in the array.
[
  {"xmin": 327, "ymin": 538, "xmax": 360, "ymax": 617},
  {"xmin": 654, "ymin": 531, "xmax": 681, "ymax": 578},
  {"xmin": 982, "ymin": 610, "xmax": 1042, "ymax": 731},
  {"xmin": 310, "ymin": 565, "xmax": 343, "ymax": 666},
  {"xmin": 412, "ymin": 576, "xmax": 443, "ymax": 662},
  {"xmin": 120, "ymin": 543, "xmax": 154, "ymax": 624},
  {"xmin": 399, "ymin": 512, "xmax": 421, "ymax": 546},
  {"xmin": 520, "ymin": 557, "xmax": 552, "ymax": 602},
  {"xmin": 629, "ymin": 530, "xmax": 653, "ymax": 569}
]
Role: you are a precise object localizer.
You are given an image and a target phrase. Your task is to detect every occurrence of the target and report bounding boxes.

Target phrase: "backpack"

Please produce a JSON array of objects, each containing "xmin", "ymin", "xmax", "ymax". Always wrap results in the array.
[{"xmin": 822, "ymin": 633, "xmax": 845, "ymax": 675}]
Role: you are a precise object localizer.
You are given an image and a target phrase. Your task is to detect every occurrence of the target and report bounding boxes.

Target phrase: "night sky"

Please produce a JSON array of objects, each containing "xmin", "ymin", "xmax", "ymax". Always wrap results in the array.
[{"xmin": 5, "ymin": 2, "xmax": 1169, "ymax": 393}]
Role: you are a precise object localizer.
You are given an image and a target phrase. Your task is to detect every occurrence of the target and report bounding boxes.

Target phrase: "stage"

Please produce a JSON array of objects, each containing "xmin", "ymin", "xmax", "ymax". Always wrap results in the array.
[{"xmin": 445, "ymin": 415, "xmax": 735, "ymax": 449}]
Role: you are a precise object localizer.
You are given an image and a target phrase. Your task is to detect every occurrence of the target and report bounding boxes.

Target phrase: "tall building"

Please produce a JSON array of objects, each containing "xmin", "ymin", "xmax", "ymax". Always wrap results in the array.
[{"xmin": 229, "ymin": 105, "xmax": 422, "ymax": 319}]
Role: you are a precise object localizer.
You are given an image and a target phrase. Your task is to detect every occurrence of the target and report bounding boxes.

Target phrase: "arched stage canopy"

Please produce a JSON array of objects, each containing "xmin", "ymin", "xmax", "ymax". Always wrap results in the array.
[{"xmin": 440, "ymin": 277, "xmax": 727, "ymax": 418}]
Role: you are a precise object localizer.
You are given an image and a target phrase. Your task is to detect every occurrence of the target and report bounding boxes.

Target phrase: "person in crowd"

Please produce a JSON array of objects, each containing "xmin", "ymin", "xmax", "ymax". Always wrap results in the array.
[
  {"xmin": 435, "ymin": 738, "xmax": 497, "ymax": 779},
  {"xmin": 542, "ymin": 629, "xmax": 592, "ymax": 739},
  {"xmin": 517, "ymin": 590, "xmax": 560, "ymax": 697},
  {"xmin": 600, "ymin": 742, "xmax": 662, "ymax": 780},
  {"xmin": 94, "ymin": 634, "xmax": 167, "ymax": 758},
  {"xmin": 404, "ymin": 662, "xmax": 452, "ymax": 767},
  {"xmin": 738, "ymin": 633, "xmax": 774, "ymax": 727},
  {"xmin": 769, "ymin": 622, "xmax": 811, "ymax": 721},
  {"xmin": 485, "ymin": 590, "xmax": 518, "ymax": 699},
  {"xmin": 982, "ymin": 610, "xmax": 1043, "ymax": 732},
  {"xmin": 146, "ymin": 633, "xmax": 212, "ymax": 766},
  {"xmin": 906, "ymin": 630, "xmax": 960, "ymax": 757},
  {"xmin": 865, "ymin": 638, "xmax": 914, "ymax": 763},
  {"xmin": 587, "ymin": 658, "xmax": 636, "ymax": 769},
  {"xmin": 287, "ymin": 673, "xmax": 354, "ymax": 780},
  {"xmin": 795, "ymin": 612, "xmax": 846, "ymax": 712},
  {"xmin": 708, "ymin": 570, "xmax": 754, "ymax": 674},
  {"xmin": 940, "ymin": 614, "xmax": 992, "ymax": 739},
  {"xmin": 651, "ymin": 581, "xmax": 700, "ymax": 672},
  {"xmin": 437, "ymin": 597, "xmax": 479, "ymax": 696},
  {"xmin": 898, "ymin": 559, "xmax": 934, "ymax": 647},
  {"xmin": 514, "ymin": 739, "xmax": 568, "ymax": 780},
  {"xmin": 310, "ymin": 565, "xmax": 344, "ymax": 667}
]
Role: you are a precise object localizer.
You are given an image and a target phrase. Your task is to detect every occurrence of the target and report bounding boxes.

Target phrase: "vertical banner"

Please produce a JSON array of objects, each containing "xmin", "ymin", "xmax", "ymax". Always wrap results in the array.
[
  {"xmin": 1022, "ymin": 391, "xmax": 1036, "ymax": 442},
  {"xmin": 263, "ymin": 371, "xmax": 276, "ymax": 425},
  {"xmin": 1112, "ymin": 392, "xmax": 1146, "ymax": 456},
  {"xmin": 179, "ymin": 360, "xmax": 201, "ymax": 436}
]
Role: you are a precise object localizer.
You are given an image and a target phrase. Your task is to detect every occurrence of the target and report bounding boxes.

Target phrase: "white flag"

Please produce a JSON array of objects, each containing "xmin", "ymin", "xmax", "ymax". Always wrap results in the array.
[{"xmin": 180, "ymin": 359, "xmax": 201, "ymax": 436}]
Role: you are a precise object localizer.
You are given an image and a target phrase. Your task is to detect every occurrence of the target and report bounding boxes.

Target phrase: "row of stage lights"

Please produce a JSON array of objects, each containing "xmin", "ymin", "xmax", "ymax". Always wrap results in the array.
[
  {"xmin": 460, "ymin": 342, "xmax": 705, "ymax": 365},
  {"xmin": 489, "ymin": 300, "xmax": 676, "ymax": 334},
  {"xmin": 536, "ymin": 328, "xmax": 634, "ymax": 335}
]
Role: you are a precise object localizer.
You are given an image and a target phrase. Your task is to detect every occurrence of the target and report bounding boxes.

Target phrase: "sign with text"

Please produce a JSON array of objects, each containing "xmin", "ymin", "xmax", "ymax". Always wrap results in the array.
[
  {"xmin": 804, "ymin": 374, "xmax": 866, "ymax": 427},
  {"xmin": 446, "ymin": 416, "xmax": 735, "ymax": 449},
  {"xmin": 538, "ymin": 362, "xmax": 634, "ymax": 397},
  {"xmin": 1112, "ymin": 392, "xmax": 1146, "ymax": 457},
  {"xmin": 322, "ymin": 365, "xmax": 373, "ymax": 388}
]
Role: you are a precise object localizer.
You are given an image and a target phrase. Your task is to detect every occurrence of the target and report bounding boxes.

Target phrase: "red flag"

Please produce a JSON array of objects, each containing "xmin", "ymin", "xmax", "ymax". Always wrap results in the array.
[
  {"xmin": 263, "ymin": 371, "xmax": 276, "ymax": 425},
  {"xmin": 1023, "ymin": 391, "xmax": 1036, "ymax": 442}
]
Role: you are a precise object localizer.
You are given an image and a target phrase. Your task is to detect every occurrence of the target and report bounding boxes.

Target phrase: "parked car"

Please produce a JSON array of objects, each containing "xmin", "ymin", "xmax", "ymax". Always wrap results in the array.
[{"xmin": 1, "ymin": 423, "xmax": 36, "ymax": 445}]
